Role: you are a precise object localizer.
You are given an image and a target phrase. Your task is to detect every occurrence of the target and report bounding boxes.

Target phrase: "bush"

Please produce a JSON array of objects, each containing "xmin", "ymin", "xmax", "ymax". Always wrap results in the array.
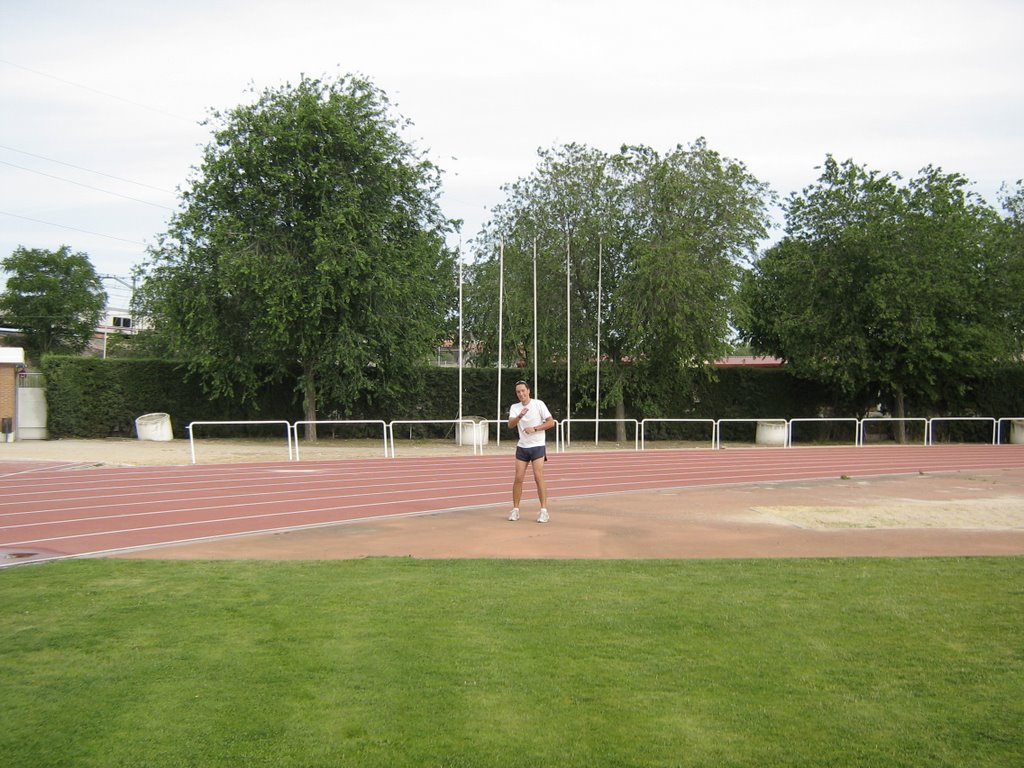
[{"xmin": 39, "ymin": 356, "xmax": 1024, "ymax": 438}]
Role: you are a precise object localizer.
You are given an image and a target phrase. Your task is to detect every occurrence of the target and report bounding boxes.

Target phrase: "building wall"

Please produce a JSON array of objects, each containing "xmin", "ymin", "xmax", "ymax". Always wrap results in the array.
[{"xmin": 0, "ymin": 364, "xmax": 15, "ymax": 430}]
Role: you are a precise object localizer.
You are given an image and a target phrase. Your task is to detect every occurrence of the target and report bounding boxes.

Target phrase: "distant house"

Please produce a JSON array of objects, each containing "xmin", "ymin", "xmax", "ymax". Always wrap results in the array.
[
  {"xmin": 87, "ymin": 275, "xmax": 138, "ymax": 357},
  {"xmin": 0, "ymin": 274, "xmax": 138, "ymax": 359},
  {"xmin": 713, "ymin": 355, "xmax": 784, "ymax": 368},
  {"xmin": 435, "ymin": 339, "xmax": 484, "ymax": 367},
  {"xmin": 432, "ymin": 347, "xmax": 785, "ymax": 370},
  {"xmin": 88, "ymin": 308, "xmax": 137, "ymax": 357}
]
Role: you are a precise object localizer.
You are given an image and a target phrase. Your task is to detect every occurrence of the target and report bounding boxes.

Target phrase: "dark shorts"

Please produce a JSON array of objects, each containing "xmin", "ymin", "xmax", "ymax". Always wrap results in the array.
[{"xmin": 515, "ymin": 445, "xmax": 548, "ymax": 463}]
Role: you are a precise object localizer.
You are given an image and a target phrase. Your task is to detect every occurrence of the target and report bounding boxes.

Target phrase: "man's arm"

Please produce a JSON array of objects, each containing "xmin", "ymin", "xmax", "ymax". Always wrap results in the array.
[
  {"xmin": 525, "ymin": 415, "xmax": 555, "ymax": 434},
  {"xmin": 508, "ymin": 406, "xmax": 526, "ymax": 429}
]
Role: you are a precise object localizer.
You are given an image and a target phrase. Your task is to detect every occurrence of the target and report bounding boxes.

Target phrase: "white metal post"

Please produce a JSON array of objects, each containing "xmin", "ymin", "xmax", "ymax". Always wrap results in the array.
[
  {"xmin": 533, "ymin": 238, "xmax": 538, "ymax": 398},
  {"xmin": 595, "ymin": 235, "xmax": 602, "ymax": 445},
  {"xmin": 496, "ymin": 240, "xmax": 504, "ymax": 445},
  {"xmin": 457, "ymin": 243, "xmax": 463, "ymax": 445},
  {"xmin": 566, "ymin": 237, "xmax": 571, "ymax": 448}
]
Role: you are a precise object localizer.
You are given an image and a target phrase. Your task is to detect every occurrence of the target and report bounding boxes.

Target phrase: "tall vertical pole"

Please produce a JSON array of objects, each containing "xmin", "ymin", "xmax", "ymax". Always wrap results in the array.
[
  {"xmin": 533, "ymin": 238, "xmax": 538, "ymax": 397},
  {"xmin": 496, "ymin": 240, "xmax": 505, "ymax": 445},
  {"xmin": 566, "ymin": 236, "xmax": 571, "ymax": 448},
  {"xmin": 595, "ymin": 235, "xmax": 602, "ymax": 445},
  {"xmin": 458, "ymin": 241, "xmax": 464, "ymax": 444}
]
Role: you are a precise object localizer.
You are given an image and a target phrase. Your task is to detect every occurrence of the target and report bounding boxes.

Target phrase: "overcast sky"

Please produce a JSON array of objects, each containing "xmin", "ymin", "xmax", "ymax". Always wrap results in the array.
[{"xmin": 2, "ymin": 0, "xmax": 1022, "ymax": 288}]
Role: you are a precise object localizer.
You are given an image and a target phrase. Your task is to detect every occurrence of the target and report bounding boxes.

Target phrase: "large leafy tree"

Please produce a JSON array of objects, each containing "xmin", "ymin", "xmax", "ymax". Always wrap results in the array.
[
  {"xmin": 466, "ymin": 139, "xmax": 772, "ymax": 431},
  {"xmin": 738, "ymin": 157, "xmax": 1015, "ymax": 422},
  {"xmin": 466, "ymin": 143, "xmax": 623, "ymax": 405},
  {"xmin": 616, "ymin": 142, "xmax": 773, "ymax": 408},
  {"xmin": 136, "ymin": 75, "xmax": 455, "ymax": 435},
  {"xmin": 995, "ymin": 180, "xmax": 1024, "ymax": 356},
  {"xmin": 0, "ymin": 245, "xmax": 106, "ymax": 361}
]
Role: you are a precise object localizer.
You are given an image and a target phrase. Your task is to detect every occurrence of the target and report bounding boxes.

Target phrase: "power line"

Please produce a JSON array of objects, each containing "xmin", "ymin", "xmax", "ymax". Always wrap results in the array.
[
  {"xmin": 0, "ymin": 159, "xmax": 175, "ymax": 211},
  {"xmin": 0, "ymin": 210, "xmax": 148, "ymax": 246},
  {"xmin": 0, "ymin": 59, "xmax": 185, "ymax": 258},
  {"xmin": 0, "ymin": 58, "xmax": 197, "ymax": 124},
  {"xmin": 0, "ymin": 143, "xmax": 176, "ymax": 194}
]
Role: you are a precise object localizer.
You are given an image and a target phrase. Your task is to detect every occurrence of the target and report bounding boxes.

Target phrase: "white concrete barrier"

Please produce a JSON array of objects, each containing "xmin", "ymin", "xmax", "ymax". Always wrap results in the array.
[
  {"xmin": 755, "ymin": 420, "xmax": 787, "ymax": 447},
  {"xmin": 458, "ymin": 417, "xmax": 489, "ymax": 447},
  {"xmin": 136, "ymin": 412, "xmax": 173, "ymax": 441}
]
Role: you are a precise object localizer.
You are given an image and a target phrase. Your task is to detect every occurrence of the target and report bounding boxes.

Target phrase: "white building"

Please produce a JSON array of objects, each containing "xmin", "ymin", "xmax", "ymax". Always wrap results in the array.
[{"xmin": 90, "ymin": 275, "xmax": 137, "ymax": 356}]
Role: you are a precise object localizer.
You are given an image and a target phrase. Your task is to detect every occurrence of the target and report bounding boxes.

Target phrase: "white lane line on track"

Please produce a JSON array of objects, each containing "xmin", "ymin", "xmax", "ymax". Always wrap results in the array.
[
  {"xmin": 0, "ymin": 457, "xmax": 523, "ymax": 496},
  {"xmin": 4, "ymin": 449, "xmax": 1022, "ymax": 516},
  {"xmin": 10, "ymin": 456, "xmax": 1020, "ymax": 550},
  {"xmin": 0, "ymin": 466, "xmax": 861, "ymax": 538},
  {"xmin": 0, "ymin": 461, "xmax": 96, "ymax": 479},
  {"xmin": 5, "ymin": 446, "xmax": 1023, "ymax": 541},
  {"xmin": 0, "ymin": 454, "xmax": 960, "ymax": 518},
  {"xmin": 6, "ymin": 460, "xmax": 1024, "ymax": 561},
  {"xmin": 0, "ymin": 468, "xmax": 532, "ymax": 517},
  {"xmin": 0, "ymin": 478, "xmax": 511, "ymax": 530},
  {"xmin": 1, "ymin": 452, "xmax": 747, "ymax": 507},
  {"xmin": 4, "ymin": 448, "xmax": 1023, "ymax": 520},
  {"xmin": 0, "ymin": 503, "xmax": 509, "ymax": 568},
  {"xmin": 2, "ymin": 488, "xmax": 515, "ymax": 547},
  {"xmin": 4, "ymin": 442, "xmax": 1019, "ymax": 483},
  {"xmin": 0, "ymin": 444, "xmax": 941, "ymax": 480},
  {"xmin": 4, "ymin": 445, "xmax": 1021, "ymax": 499},
  {"xmin": 3, "ymin": 445, "xmax": 1010, "ymax": 487},
  {"xmin": 6, "ymin": 457, "xmax": 1021, "ymax": 543}
]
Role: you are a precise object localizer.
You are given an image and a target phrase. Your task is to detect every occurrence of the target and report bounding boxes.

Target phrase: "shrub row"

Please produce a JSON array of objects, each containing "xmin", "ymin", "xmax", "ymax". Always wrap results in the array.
[{"xmin": 39, "ymin": 356, "xmax": 1024, "ymax": 439}]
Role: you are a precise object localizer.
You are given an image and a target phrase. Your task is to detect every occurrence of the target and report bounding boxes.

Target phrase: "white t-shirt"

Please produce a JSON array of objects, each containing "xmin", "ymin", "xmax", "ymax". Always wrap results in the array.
[{"xmin": 510, "ymin": 398, "xmax": 552, "ymax": 448}]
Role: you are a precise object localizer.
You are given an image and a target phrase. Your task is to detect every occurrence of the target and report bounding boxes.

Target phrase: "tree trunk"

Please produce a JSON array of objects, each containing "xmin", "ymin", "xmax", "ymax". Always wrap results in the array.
[
  {"xmin": 615, "ymin": 398, "xmax": 626, "ymax": 442},
  {"xmin": 893, "ymin": 387, "xmax": 906, "ymax": 445},
  {"xmin": 302, "ymin": 369, "xmax": 318, "ymax": 443}
]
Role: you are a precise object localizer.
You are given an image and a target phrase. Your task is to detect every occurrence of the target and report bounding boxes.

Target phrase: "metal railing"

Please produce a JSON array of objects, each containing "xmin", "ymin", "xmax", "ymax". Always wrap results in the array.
[
  {"xmin": 559, "ymin": 418, "xmax": 640, "ymax": 452},
  {"xmin": 714, "ymin": 418, "xmax": 787, "ymax": 450},
  {"xmin": 16, "ymin": 371, "xmax": 45, "ymax": 388},
  {"xmin": 182, "ymin": 415, "xmax": 1024, "ymax": 463},
  {"xmin": 788, "ymin": 417, "xmax": 862, "ymax": 447},
  {"xmin": 859, "ymin": 417, "xmax": 928, "ymax": 447},
  {"xmin": 997, "ymin": 417, "xmax": 1024, "ymax": 445},
  {"xmin": 640, "ymin": 418, "xmax": 717, "ymax": 450},
  {"xmin": 388, "ymin": 419, "xmax": 485, "ymax": 457},
  {"xmin": 926, "ymin": 417, "xmax": 997, "ymax": 446},
  {"xmin": 291, "ymin": 420, "xmax": 389, "ymax": 459},
  {"xmin": 187, "ymin": 420, "xmax": 293, "ymax": 464},
  {"xmin": 487, "ymin": 417, "xmax": 562, "ymax": 454}
]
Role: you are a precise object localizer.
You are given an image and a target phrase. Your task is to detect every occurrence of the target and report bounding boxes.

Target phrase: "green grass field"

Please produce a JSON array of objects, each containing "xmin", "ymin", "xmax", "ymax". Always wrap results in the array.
[{"xmin": 2, "ymin": 557, "xmax": 1022, "ymax": 767}]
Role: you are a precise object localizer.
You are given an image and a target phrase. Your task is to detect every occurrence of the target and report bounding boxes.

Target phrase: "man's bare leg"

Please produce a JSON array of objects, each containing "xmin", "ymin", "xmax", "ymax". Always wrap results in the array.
[
  {"xmin": 531, "ymin": 459, "xmax": 548, "ymax": 508},
  {"xmin": 510, "ymin": 459, "xmax": 529, "ymax": 519},
  {"xmin": 532, "ymin": 459, "xmax": 549, "ymax": 522}
]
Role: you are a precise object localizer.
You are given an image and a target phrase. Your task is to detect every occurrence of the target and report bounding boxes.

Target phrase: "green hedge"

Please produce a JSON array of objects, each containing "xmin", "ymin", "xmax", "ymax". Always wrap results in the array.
[
  {"xmin": 41, "ymin": 357, "xmax": 300, "ymax": 439},
  {"xmin": 39, "ymin": 356, "xmax": 1024, "ymax": 439}
]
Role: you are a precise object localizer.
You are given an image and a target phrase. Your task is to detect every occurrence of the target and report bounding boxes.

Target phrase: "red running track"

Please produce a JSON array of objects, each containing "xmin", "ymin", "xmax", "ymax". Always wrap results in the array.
[{"xmin": 2, "ymin": 444, "xmax": 1023, "ymax": 566}]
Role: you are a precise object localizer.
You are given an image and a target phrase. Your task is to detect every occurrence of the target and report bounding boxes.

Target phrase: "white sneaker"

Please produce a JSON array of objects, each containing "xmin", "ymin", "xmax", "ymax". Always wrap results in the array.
[
  {"xmin": 508, "ymin": 508, "xmax": 520, "ymax": 521},
  {"xmin": 537, "ymin": 508, "xmax": 549, "ymax": 523}
]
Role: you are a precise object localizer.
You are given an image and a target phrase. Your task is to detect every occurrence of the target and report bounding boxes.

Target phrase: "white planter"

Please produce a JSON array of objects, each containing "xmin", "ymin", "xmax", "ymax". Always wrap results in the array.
[
  {"xmin": 1011, "ymin": 420, "xmax": 1024, "ymax": 445},
  {"xmin": 755, "ymin": 420, "xmax": 787, "ymax": 447},
  {"xmin": 136, "ymin": 412, "xmax": 173, "ymax": 441},
  {"xmin": 458, "ymin": 418, "xmax": 489, "ymax": 447}
]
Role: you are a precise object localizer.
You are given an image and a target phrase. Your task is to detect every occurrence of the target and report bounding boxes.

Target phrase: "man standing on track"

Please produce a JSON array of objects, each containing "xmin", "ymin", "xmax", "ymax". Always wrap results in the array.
[{"xmin": 507, "ymin": 380, "xmax": 555, "ymax": 523}]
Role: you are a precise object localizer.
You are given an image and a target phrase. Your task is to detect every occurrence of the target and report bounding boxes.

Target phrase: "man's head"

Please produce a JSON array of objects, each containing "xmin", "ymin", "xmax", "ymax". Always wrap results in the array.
[{"xmin": 515, "ymin": 380, "xmax": 531, "ymax": 403}]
